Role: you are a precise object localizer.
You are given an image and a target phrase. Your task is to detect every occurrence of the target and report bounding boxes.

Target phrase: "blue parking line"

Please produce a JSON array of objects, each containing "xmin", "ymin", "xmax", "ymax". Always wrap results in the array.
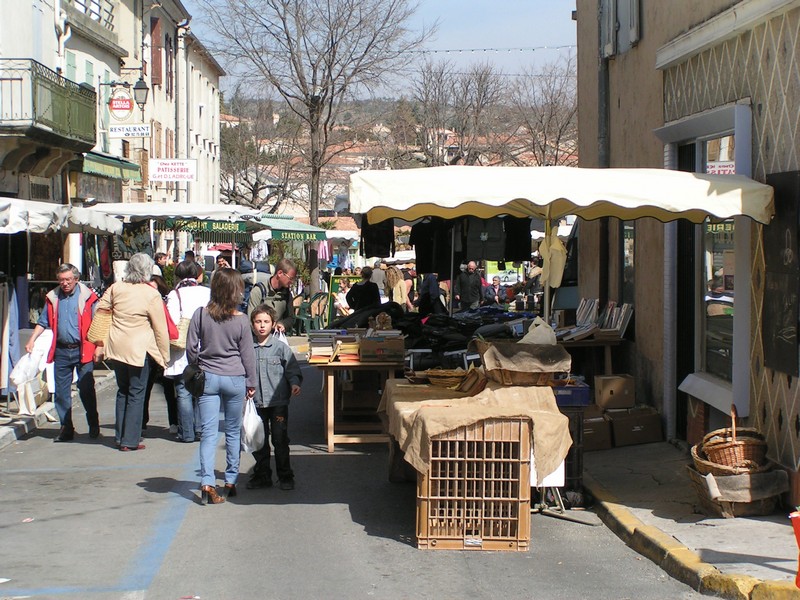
[{"xmin": 1, "ymin": 458, "xmax": 198, "ymax": 596}]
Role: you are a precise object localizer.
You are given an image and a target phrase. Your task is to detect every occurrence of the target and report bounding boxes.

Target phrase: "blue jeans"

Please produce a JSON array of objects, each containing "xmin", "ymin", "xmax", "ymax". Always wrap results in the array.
[
  {"xmin": 112, "ymin": 360, "xmax": 150, "ymax": 448},
  {"xmin": 196, "ymin": 372, "xmax": 245, "ymax": 486},
  {"xmin": 53, "ymin": 346, "xmax": 98, "ymax": 431},
  {"xmin": 173, "ymin": 378, "xmax": 199, "ymax": 443}
]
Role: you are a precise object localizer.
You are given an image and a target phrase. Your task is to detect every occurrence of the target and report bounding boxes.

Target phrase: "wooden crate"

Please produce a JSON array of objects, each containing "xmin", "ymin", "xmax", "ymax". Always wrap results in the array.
[{"xmin": 416, "ymin": 418, "xmax": 531, "ymax": 551}]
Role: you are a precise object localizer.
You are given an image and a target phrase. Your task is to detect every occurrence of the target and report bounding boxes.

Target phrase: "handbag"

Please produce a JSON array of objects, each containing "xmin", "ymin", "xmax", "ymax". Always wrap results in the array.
[
  {"xmin": 87, "ymin": 308, "xmax": 112, "ymax": 344},
  {"xmin": 182, "ymin": 309, "xmax": 206, "ymax": 397},
  {"xmin": 163, "ymin": 303, "xmax": 179, "ymax": 341},
  {"xmin": 241, "ymin": 397, "xmax": 265, "ymax": 453},
  {"xmin": 170, "ymin": 289, "xmax": 191, "ymax": 349}
]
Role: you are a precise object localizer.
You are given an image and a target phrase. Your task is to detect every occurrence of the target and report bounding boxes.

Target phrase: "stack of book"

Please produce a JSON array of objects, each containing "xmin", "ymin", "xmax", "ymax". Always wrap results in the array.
[
  {"xmin": 307, "ymin": 330, "xmax": 344, "ymax": 363},
  {"xmin": 555, "ymin": 299, "xmax": 634, "ymax": 341},
  {"xmin": 595, "ymin": 303, "xmax": 634, "ymax": 338},
  {"xmin": 331, "ymin": 334, "xmax": 361, "ymax": 363}
]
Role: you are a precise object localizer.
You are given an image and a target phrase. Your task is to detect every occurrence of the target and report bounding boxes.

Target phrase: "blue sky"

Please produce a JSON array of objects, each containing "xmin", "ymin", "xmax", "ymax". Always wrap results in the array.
[{"xmin": 184, "ymin": 0, "xmax": 577, "ymax": 92}]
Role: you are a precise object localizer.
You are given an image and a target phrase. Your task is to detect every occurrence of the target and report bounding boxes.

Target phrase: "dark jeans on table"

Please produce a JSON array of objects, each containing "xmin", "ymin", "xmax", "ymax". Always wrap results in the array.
[
  {"xmin": 53, "ymin": 345, "xmax": 98, "ymax": 432},
  {"xmin": 143, "ymin": 357, "xmax": 176, "ymax": 428},
  {"xmin": 252, "ymin": 404, "xmax": 292, "ymax": 482},
  {"xmin": 112, "ymin": 360, "xmax": 150, "ymax": 448}
]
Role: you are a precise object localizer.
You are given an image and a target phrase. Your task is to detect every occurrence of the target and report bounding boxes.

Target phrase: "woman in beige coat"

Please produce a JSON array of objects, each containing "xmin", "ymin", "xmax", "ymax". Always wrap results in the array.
[{"xmin": 94, "ymin": 253, "xmax": 170, "ymax": 451}]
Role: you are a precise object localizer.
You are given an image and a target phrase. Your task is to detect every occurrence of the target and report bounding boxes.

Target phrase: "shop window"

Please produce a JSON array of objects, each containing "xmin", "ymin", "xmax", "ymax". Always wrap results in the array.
[{"xmin": 702, "ymin": 135, "xmax": 736, "ymax": 381}]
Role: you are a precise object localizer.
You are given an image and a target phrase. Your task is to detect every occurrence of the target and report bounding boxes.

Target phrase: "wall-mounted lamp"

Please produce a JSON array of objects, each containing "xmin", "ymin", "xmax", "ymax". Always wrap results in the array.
[{"xmin": 133, "ymin": 78, "xmax": 149, "ymax": 110}]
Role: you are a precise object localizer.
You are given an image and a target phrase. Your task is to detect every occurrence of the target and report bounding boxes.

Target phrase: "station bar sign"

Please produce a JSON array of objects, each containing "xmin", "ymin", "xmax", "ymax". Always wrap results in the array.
[
  {"xmin": 149, "ymin": 159, "xmax": 198, "ymax": 182},
  {"xmin": 109, "ymin": 124, "xmax": 151, "ymax": 138}
]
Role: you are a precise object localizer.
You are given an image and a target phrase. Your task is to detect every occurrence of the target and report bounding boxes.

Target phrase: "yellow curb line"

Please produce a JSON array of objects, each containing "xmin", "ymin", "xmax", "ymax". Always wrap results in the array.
[{"xmin": 583, "ymin": 473, "xmax": 800, "ymax": 599}]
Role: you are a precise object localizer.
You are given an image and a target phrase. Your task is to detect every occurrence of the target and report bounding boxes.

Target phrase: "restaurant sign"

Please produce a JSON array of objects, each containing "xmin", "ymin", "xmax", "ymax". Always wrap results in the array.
[
  {"xmin": 164, "ymin": 219, "xmax": 249, "ymax": 233},
  {"xmin": 270, "ymin": 230, "xmax": 327, "ymax": 241},
  {"xmin": 109, "ymin": 124, "xmax": 151, "ymax": 138}
]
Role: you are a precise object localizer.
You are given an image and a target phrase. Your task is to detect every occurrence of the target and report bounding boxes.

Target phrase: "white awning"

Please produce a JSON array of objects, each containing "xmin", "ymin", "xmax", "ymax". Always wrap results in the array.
[{"xmin": 87, "ymin": 202, "xmax": 262, "ymax": 222}]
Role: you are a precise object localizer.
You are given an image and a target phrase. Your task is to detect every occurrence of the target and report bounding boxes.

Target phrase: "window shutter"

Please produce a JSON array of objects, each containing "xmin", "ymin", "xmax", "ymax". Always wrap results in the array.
[
  {"xmin": 150, "ymin": 17, "xmax": 162, "ymax": 85},
  {"xmin": 601, "ymin": 0, "xmax": 617, "ymax": 58},
  {"xmin": 85, "ymin": 60, "xmax": 94, "ymax": 86},
  {"xmin": 628, "ymin": 0, "xmax": 640, "ymax": 46},
  {"xmin": 66, "ymin": 51, "xmax": 77, "ymax": 81}
]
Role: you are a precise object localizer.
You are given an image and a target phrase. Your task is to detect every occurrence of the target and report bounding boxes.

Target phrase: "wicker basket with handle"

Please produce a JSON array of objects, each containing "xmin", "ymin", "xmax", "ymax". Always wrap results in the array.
[
  {"xmin": 691, "ymin": 443, "xmax": 771, "ymax": 476},
  {"xmin": 702, "ymin": 405, "xmax": 768, "ymax": 469},
  {"xmin": 87, "ymin": 308, "xmax": 112, "ymax": 345}
]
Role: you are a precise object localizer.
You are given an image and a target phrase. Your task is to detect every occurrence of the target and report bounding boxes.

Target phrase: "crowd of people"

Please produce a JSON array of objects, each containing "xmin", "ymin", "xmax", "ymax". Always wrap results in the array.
[{"xmin": 31, "ymin": 253, "xmax": 303, "ymax": 504}]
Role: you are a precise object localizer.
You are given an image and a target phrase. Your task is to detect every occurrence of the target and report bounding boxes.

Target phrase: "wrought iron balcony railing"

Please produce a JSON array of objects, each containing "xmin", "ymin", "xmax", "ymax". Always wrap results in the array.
[{"xmin": 0, "ymin": 58, "xmax": 97, "ymax": 148}]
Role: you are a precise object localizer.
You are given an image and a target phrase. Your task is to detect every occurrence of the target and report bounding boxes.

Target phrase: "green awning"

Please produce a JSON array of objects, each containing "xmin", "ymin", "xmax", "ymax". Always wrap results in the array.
[
  {"xmin": 256, "ymin": 216, "xmax": 327, "ymax": 241},
  {"xmin": 83, "ymin": 151, "xmax": 141, "ymax": 182}
]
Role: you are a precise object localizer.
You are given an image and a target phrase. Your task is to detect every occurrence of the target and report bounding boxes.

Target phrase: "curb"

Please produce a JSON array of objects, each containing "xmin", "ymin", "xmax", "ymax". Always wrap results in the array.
[
  {"xmin": 0, "ymin": 371, "xmax": 117, "ymax": 453},
  {"xmin": 583, "ymin": 473, "xmax": 800, "ymax": 599}
]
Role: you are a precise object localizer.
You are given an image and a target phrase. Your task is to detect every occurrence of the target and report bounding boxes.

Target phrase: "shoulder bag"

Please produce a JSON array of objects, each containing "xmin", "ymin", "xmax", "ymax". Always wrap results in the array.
[
  {"xmin": 182, "ymin": 309, "xmax": 206, "ymax": 397},
  {"xmin": 170, "ymin": 288, "xmax": 192, "ymax": 349}
]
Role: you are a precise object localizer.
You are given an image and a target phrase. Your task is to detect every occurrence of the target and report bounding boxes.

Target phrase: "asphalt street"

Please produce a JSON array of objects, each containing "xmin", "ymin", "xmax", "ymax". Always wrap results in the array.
[{"xmin": 0, "ymin": 361, "xmax": 704, "ymax": 600}]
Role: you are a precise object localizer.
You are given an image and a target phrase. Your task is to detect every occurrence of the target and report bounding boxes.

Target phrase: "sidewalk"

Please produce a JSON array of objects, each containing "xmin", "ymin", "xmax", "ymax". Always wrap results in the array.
[
  {"xmin": 2, "ymin": 346, "xmax": 799, "ymax": 599},
  {"xmin": 584, "ymin": 442, "xmax": 800, "ymax": 599}
]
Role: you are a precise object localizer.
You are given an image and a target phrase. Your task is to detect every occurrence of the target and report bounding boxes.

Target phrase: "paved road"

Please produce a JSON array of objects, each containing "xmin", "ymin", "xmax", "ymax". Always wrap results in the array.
[{"xmin": 0, "ymin": 361, "xmax": 703, "ymax": 600}]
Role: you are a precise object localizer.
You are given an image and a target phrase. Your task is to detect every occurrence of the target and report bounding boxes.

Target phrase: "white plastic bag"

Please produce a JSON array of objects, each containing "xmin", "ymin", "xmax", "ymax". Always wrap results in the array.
[
  {"xmin": 10, "ymin": 353, "xmax": 40, "ymax": 386},
  {"xmin": 273, "ymin": 330, "xmax": 290, "ymax": 346},
  {"xmin": 241, "ymin": 397, "xmax": 265, "ymax": 453},
  {"xmin": 521, "ymin": 316, "xmax": 557, "ymax": 345}
]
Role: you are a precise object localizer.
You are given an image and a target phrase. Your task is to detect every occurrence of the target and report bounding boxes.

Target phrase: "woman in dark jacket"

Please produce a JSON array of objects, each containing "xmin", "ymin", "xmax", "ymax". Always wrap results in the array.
[{"xmin": 345, "ymin": 266, "xmax": 381, "ymax": 311}]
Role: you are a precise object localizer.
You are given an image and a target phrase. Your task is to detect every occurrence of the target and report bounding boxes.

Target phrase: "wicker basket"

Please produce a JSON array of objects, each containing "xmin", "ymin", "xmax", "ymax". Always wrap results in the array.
[
  {"xmin": 87, "ymin": 309, "xmax": 112, "ymax": 344},
  {"xmin": 691, "ymin": 443, "xmax": 771, "ymax": 476},
  {"xmin": 701, "ymin": 405, "xmax": 768, "ymax": 469},
  {"xmin": 421, "ymin": 368, "xmax": 468, "ymax": 389}
]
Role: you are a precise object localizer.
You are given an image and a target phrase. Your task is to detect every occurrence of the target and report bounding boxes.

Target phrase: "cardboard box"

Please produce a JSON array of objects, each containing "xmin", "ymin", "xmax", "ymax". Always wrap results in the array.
[
  {"xmin": 608, "ymin": 406, "xmax": 663, "ymax": 447},
  {"xmin": 594, "ymin": 374, "xmax": 635, "ymax": 409},
  {"xmin": 583, "ymin": 403, "xmax": 605, "ymax": 419},
  {"xmin": 359, "ymin": 337, "xmax": 405, "ymax": 362},
  {"xmin": 550, "ymin": 380, "xmax": 592, "ymax": 407},
  {"xmin": 583, "ymin": 415, "xmax": 613, "ymax": 451}
]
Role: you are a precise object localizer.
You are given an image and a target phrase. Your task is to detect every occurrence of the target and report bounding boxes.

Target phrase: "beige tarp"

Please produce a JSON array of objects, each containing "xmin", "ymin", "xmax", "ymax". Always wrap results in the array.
[{"xmin": 379, "ymin": 380, "xmax": 572, "ymax": 485}]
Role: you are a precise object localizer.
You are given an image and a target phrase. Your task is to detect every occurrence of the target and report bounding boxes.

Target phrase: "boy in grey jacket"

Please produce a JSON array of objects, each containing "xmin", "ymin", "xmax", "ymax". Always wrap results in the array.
[{"xmin": 247, "ymin": 305, "xmax": 303, "ymax": 491}]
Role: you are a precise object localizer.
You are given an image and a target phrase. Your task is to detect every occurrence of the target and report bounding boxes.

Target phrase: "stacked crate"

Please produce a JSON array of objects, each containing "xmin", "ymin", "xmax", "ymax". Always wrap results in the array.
[{"xmin": 416, "ymin": 418, "xmax": 531, "ymax": 551}]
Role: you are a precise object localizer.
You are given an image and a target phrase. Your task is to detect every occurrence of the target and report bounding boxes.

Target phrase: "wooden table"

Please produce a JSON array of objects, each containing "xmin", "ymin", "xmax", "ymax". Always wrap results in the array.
[
  {"xmin": 316, "ymin": 360, "xmax": 404, "ymax": 452},
  {"xmin": 559, "ymin": 337, "xmax": 623, "ymax": 375}
]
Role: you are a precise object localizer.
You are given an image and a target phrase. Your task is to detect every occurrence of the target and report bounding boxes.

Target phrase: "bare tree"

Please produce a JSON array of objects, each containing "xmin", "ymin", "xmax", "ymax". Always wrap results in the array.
[
  {"xmin": 412, "ymin": 59, "xmax": 453, "ymax": 166},
  {"xmin": 197, "ymin": 0, "xmax": 432, "ymax": 225},
  {"xmin": 448, "ymin": 62, "xmax": 505, "ymax": 165},
  {"xmin": 506, "ymin": 55, "xmax": 578, "ymax": 166}
]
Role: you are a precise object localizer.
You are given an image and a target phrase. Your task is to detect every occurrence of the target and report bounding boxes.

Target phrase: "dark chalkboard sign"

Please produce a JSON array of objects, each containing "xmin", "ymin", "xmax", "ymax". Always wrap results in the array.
[
  {"xmin": 763, "ymin": 271, "xmax": 799, "ymax": 376},
  {"xmin": 764, "ymin": 171, "xmax": 800, "ymax": 274}
]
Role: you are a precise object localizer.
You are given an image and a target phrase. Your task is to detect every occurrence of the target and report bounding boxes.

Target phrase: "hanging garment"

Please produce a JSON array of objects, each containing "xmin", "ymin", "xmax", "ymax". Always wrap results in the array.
[
  {"xmin": 360, "ymin": 219, "xmax": 394, "ymax": 258},
  {"xmin": 464, "ymin": 217, "xmax": 505, "ymax": 260},
  {"xmin": 503, "ymin": 217, "xmax": 533, "ymax": 261},
  {"xmin": 317, "ymin": 240, "xmax": 331, "ymax": 262},
  {"xmin": 541, "ymin": 231, "xmax": 568, "ymax": 289}
]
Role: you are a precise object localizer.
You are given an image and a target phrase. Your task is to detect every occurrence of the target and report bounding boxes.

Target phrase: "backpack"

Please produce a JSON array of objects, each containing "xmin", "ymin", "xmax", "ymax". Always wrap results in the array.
[{"xmin": 241, "ymin": 281, "xmax": 267, "ymax": 313}]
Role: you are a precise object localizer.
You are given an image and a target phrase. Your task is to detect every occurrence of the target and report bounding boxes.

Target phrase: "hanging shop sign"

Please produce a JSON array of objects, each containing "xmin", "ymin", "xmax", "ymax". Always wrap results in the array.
[
  {"xmin": 70, "ymin": 172, "xmax": 121, "ymax": 203},
  {"xmin": 109, "ymin": 124, "xmax": 151, "ymax": 138},
  {"xmin": 164, "ymin": 219, "xmax": 249, "ymax": 233},
  {"xmin": 149, "ymin": 159, "xmax": 198, "ymax": 182},
  {"xmin": 270, "ymin": 229, "xmax": 327, "ymax": 242},
  {"xmin": 109, "ymin": 89, "xmax": 134, "ymax": 121}
]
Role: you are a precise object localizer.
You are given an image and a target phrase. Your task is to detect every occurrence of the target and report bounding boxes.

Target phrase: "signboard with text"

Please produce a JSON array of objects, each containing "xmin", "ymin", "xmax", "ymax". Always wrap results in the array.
[
  {"xmin": 109, "ymin": 124, "xmax": 151, "ymax": 138},
  {"xmin": 109, "ymin": 89, "xmax": 134, "ymax": 121},
  {"xmin": 148, "ymin": 159, "xmax": 198, "ymax": 182}
]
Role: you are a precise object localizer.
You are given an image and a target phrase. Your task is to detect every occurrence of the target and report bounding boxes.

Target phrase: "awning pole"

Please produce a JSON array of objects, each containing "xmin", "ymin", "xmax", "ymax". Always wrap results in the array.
[
  {"xmin": 449, "ymin": 225, "xmax": 455, "ymax": 315},
  {"xmin": 543, "ymin": 214, "xmax": 551, "ymax": 323}
]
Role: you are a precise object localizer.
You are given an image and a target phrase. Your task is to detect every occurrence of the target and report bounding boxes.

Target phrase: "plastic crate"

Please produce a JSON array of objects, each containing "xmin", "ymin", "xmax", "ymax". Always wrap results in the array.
[
  {"xmin": 416, "ymin": 418, "xmax": 531, "ymax": 551},
  {"xmin": 558, "ymin": 406, "xmax": 584, "ymax": 491}
]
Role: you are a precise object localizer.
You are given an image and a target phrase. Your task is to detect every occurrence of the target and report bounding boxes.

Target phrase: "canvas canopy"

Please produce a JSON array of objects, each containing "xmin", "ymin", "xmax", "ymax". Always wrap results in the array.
[
  {"xmin": 349, "ymin": 166, "xmax": 774, "ymax": 225},
  {"xmin": 252, "ymin": 215, "xmax": 328, "ymax": 242},
  {"xmin": 0, "ymin": 199, "xmax": 121, "ymax": 235},
  {"xmin": 88, "ymin": 202, "xmax": 261, "ymax": 223}
]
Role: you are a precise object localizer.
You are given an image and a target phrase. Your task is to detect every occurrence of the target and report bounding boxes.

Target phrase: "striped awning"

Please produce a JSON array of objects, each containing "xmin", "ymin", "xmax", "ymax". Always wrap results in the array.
[{"xmin": 82, "ymin": 151, "xmax": 141, "ymax": 182}]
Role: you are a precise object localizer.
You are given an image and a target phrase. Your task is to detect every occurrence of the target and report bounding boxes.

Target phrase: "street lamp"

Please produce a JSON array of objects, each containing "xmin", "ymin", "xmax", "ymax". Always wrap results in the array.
[{"xmin": 132, "ymin": 78, "xmax": 149, "ymax": 111}]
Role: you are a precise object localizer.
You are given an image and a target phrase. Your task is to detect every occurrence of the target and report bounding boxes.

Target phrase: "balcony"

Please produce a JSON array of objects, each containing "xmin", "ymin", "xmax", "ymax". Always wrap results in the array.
[{"xmin": 0, "ymin": 58, "xmax": 97, "ymax": 152}]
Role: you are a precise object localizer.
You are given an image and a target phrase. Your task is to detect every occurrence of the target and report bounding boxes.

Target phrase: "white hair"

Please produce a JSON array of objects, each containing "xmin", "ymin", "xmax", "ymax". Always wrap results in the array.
[{"xmin": 125, "ymin": 253, "xmax": 154, "ymax": 284}]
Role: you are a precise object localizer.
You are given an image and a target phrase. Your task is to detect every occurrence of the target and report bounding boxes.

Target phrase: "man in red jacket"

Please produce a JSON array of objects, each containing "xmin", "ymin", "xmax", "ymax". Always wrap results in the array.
[{"xmin": 26, "ymin": 264, "xmax": 100, "ymax": 442}]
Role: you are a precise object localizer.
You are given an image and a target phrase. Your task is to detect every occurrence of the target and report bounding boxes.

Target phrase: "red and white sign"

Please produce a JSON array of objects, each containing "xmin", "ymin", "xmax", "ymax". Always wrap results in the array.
[
  {"xmin": 109, "ymin": 89, "xmax": 134, "ymax": 121},
  {"xmin": 706, "ymin": 161, "xmax": 736, "ymax": 175},
  {"xmin": 149, "ymin": 159, "xmax": 198, "ymax": 182}
]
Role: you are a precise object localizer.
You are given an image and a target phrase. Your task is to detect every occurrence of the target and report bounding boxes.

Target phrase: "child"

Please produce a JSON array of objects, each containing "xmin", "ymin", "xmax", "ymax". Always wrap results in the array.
[{"xmin": 247, "ymin": 305, "xmax": 303, "ymax": 491}]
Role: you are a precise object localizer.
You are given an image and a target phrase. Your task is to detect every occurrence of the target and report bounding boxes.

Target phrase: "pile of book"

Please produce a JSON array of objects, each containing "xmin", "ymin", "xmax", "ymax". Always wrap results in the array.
[
  {"xmin": 307, "ymin": 330, "xmax": 345, "ymax": 364},
  {"xmin": 331, "ymin": 334, "xmax": 360, "ymax": 363},
  {"xmin": 555, "ymin": 299, "xmax": 634, "ymax": 341}
]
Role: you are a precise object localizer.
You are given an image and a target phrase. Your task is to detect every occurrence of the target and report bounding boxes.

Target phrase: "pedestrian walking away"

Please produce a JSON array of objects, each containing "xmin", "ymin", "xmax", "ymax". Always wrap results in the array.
[
  {"xmin": 164, "ymin": 260, "xmax": 211, "ymax": 443},
  {"xmin": 25, "ymin": 264, "xmax": 100, "ymax": 442},
  {"xmin": 93, "ymin": 253, "xmax": 171, "ymax": 451},
  {"xmin": 247, "ymin": 305, "xmax": 303, "ymax": 491},
  {"xmin": 186, "ymin": 267, "xmax": 256, "ymax": 505}
]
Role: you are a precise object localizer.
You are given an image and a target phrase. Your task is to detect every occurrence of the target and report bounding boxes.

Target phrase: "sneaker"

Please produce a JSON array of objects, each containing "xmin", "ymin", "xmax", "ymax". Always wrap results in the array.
[
  {"xmin": 169, "ymin": 424, "xmax": 178, "ymax": 434},
  {"xmin": 246, "ymin": 475, "xmax": 273, "ymax": 490},
  {"xmin": 279, "ymin": 479, "xmax": 295, "ymax": 491}
]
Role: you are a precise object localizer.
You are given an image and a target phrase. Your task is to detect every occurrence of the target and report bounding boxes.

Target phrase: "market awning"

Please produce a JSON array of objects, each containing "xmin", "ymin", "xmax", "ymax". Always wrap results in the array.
[
  {"xmin": 87, "ymin": 202, "xmax": 262, "ymax": 222},
  {"xmin": 83, "ymin": 151, "xmax": 141, "ymax": 182},
  {"xmin": 252, "ymin": 216, "xmax": 327, "ymax": 242},
  {"xmin": 0, "ymin": 199, "xmax": 121, "ymax": 235}
]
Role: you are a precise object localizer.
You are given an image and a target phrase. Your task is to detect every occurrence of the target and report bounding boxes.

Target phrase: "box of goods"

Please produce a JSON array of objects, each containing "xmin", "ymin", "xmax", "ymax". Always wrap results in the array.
[
  {"xmin": 685, "ymin": 464, "xmax": 788, "ymax": 518},
  {"xmin": 550, "ymin": 380, "xmax": 591, "ymax": 407},
  {"xmin": 594, "ymin": 374, "xmax": 635, "ymax": 409},
  {"xmin": 470, "ymin": 340, "xmax": 571, "ymax": 386},
  {"xmin": 416, "ymin": 418, "xmax": 531, "ymax": 551},
  {"xmin": 359, "ymin": 337, "xmax": 405, "ymax": 362},
  {"xmin": 583, "ymin": 414, "xmax": 613, "ymax": 452},
  {"xmin": 607, "ymin": 406, "xmax": 663, "ymax": 447}
]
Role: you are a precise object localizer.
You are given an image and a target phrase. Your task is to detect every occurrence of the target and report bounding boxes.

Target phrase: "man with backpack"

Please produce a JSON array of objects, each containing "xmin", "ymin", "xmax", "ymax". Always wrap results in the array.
[{"xmin": 246, "ymin": 258, "xmax": 296, "ymax": 333}]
